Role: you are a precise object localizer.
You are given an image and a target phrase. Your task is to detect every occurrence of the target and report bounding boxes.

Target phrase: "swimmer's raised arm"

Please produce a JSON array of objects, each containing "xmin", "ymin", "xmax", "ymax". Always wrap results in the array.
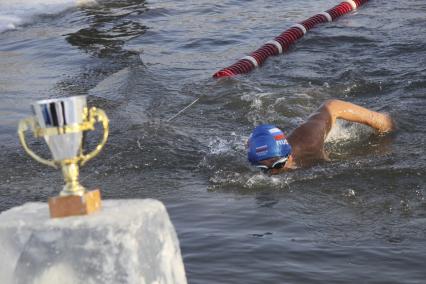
[
  {"xmin": 319, "ymin": 99, "xmax": 394, "ymax": 134},
  {"xmin": 287, "ymin": 99, "xmax": 395, "ymax": 159}
]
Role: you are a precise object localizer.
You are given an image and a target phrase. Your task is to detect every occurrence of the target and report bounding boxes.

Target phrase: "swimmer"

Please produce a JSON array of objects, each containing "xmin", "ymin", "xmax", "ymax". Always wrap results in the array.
[{"xmin": 247, "ymin": 99, "xmax": 395, "ymax": 175}]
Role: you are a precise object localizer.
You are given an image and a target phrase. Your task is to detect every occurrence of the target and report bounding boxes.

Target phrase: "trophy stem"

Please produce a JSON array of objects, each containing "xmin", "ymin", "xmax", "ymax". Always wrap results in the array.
[{"xmin": 60, "ymin": 162, "xmax": 86, "ymax": 196}]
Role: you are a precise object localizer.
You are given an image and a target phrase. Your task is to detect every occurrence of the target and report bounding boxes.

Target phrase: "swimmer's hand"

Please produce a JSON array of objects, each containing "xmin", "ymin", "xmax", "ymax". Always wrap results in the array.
[{"xmin": 374, "ymin": 112, "xmax": 395, "ymax": 134}]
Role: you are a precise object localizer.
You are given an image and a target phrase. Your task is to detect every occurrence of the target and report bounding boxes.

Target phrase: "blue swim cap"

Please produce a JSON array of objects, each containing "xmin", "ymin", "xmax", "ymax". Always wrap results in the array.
[{"xmin": 247, "ymin": 124, "xmax": 292, "ymax": 165}]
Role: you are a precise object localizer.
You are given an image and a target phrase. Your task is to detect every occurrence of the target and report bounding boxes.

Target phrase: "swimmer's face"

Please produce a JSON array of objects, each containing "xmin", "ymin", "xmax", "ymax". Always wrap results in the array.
[{"xmin": 258, "ymin": 156, "xmax": 291, "ymax": 175}]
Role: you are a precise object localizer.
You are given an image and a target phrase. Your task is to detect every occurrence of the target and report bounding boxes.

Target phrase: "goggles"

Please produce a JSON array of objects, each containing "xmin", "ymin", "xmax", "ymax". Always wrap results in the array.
[{"xmin": 255, "ymin": 156, "xmax": 288, "ymax": 174}]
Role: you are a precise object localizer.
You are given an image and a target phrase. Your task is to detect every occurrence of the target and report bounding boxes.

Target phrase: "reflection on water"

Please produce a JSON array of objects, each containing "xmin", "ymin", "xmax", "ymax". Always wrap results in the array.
[
  {"xmin": 57, "ymin": 1, "xmax": 148, "ymax": 98},
  {"xmin": 1, "ymin": 0, "xmax": 426, "ymax": 283},
  {"xmin": 66, "ymin": 0, "xmax": 148, "ymax": 57}
]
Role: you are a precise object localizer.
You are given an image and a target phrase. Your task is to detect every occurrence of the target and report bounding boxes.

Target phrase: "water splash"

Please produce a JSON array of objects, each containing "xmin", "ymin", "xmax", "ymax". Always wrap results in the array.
[
  {"xmin": 206, "ymin": 133, "xmax": 246, "ymax": 155},
  {"xmin": 325, "ymin": 119, "xmax": 373, "ymax": 144}
]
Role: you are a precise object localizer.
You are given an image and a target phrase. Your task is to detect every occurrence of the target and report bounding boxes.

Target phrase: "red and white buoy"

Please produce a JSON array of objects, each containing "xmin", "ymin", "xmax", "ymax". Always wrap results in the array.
[{"xmin": 213, "ymin": 0, "xmax": 369, "ymax": 78}]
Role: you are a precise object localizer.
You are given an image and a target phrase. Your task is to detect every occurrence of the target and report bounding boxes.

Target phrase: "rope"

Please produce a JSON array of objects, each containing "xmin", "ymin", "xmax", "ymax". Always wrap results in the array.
[
  {"xmin": 167, "ymin": 98, "xmax": 200, "ymax": 122},
  {"xmin": 213, "ymin": 0, "xmax": 369, "ymax": 78}
]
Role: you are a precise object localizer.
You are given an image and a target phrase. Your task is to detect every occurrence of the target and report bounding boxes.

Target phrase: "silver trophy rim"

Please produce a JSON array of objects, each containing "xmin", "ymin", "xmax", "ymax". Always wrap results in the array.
[{"xmin": 33, "ymin": 95, "xmax": 87, "ymax": 106}]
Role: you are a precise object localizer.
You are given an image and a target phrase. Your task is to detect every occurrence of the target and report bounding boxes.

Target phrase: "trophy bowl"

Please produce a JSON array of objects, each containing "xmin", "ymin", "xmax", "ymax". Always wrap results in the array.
[{"xmin": 18, "ymin": 95, "xmax": 109, "ymax": 217}]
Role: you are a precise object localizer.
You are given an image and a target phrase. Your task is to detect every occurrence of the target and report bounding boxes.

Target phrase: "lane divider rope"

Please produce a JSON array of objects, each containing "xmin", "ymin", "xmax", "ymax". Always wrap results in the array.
[
  {"xmin": 291, "ymin": 23, "xmax": 307, "ymax": 35},
  {"xmin": 213, "ymin": 0, "xmax": 368, "ymax": 78},
  {"xmin": 344, "ymin": 0, "xmax": 358, "ymax": 10},
  {"xmin": 319, "ymin": 11, "xmax": 333, "ymax": 23},
  {"xmin": 241, "ymin": 56, "xmax": 259, "ymax": 68},
  {"xmin": 265, "ymin": 40, "xmax": 283, "ymax": 54}
]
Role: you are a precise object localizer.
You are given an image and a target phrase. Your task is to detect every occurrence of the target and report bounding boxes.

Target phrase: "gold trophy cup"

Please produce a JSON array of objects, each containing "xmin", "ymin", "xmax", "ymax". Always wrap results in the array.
[{"xmin": 18, "ymin": 95, "xmax": 109, "ymax": 218}]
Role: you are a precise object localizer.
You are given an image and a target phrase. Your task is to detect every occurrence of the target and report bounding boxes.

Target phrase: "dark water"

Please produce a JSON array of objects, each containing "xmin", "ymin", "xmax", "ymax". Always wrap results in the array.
[{"xmin": 1, "ymin": 0, "xmax": 426, "ymax": 283}]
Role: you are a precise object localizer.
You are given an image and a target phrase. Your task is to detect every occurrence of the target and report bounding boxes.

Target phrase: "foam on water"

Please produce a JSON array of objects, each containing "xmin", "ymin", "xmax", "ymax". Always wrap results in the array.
[
  {"xmin": 0, "ymin": 0, "xmax": 97, "ymax": 33},
  {"xmin": 206, "ymin": 132, "xmax": 246, "ymax": 155}
]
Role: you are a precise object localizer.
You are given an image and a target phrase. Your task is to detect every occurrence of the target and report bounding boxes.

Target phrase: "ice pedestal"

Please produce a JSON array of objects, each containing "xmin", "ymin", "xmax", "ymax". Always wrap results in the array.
[{"xmin": 0, "ymin": 199, "xmax": 187, "ymax": 284}]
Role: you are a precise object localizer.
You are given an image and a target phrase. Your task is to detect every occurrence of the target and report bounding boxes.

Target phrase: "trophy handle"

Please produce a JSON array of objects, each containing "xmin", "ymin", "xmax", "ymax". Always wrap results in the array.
[
  {"xmin": 18, "ymin": 117, "xmax": 57, "ymax": 169},
  {"xmin": 80, "ymin": 107, "xmax": 109, "ymax": 166}
]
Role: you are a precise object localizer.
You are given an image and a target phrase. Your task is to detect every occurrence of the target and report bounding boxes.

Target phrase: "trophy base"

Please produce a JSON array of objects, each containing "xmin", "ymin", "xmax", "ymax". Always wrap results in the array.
[{"xmin": 48, "ymin": 189, "xmax": 101, "ymax": 218}]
